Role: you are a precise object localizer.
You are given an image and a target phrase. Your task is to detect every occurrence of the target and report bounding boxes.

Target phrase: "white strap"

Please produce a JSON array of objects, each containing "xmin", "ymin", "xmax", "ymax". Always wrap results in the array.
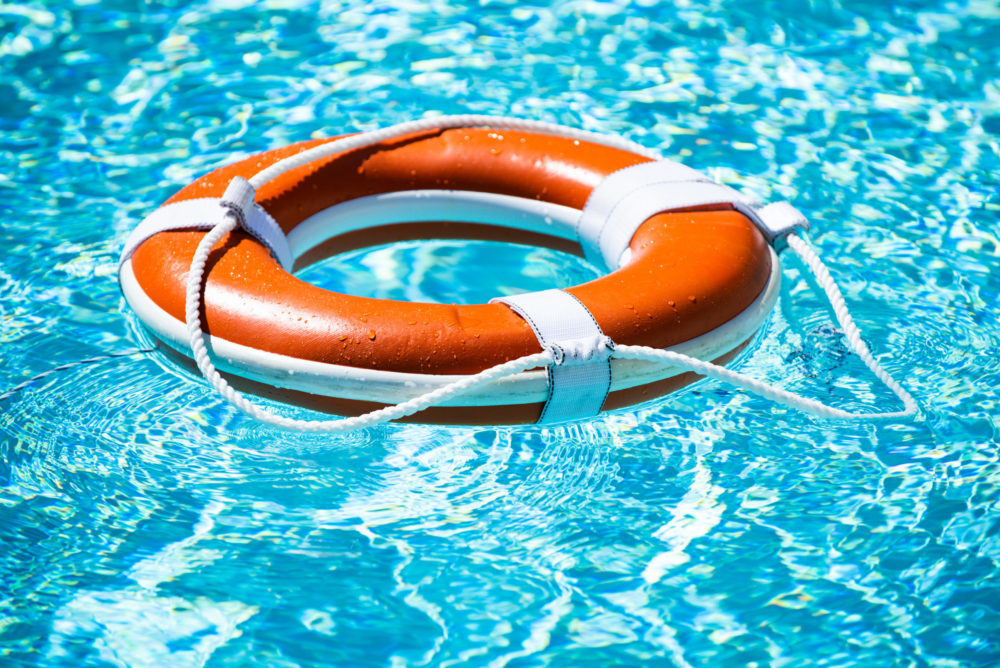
[
  {"xmin": 492, "ymin": 289, "xmax": 614, "ymax": 424},
  {"xmin": 578, "ymin": 161, "xmax": 810, "ymax": 269},
  {"xmin": 576, "ymin": 161, "xmax": 714, "ymax": 268},
  {"xmin": 119, "ymin": 193, "xmax": 292, "ymax": 271}
]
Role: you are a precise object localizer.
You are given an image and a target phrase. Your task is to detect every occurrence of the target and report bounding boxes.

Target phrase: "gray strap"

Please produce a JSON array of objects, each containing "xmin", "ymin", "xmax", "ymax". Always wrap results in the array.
[{"xmin": 492, "ymin": 289, "xmax": 614, "ymax": 424}]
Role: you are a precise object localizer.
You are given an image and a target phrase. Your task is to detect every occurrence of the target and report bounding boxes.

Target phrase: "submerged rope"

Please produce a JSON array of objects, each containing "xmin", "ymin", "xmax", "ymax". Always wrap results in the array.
[
  {"xmin": 181, "ymin": 115, "xmax": 918, "ymax": 431},
  {"xmin": 0, "ymin": 349, "xmax": 155, "ymax": 403}
]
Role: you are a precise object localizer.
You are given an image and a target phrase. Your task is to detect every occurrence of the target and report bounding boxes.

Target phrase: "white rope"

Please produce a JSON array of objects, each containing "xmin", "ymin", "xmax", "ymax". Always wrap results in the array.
[
  {"xmin": 185, "ymin": 229, "xmax": 916, "ymax": 427},
  {"xmin": 785, "ymin": 233, "xmax": 918, "ymax": 418},
  {"xmin": 610, "ymin": 235, "xmax": 917, "ymax": 421},
  {"xmin": 180, "ymin": 116, "xmax": 917, "ymax": 429},
  {"xmin": 184, "ymin": 219, "xmax": 553, "ymax": 432},
  {"xmin": 606, "ymin": 234, "xmax": 917, "ymax": 421},
  {"xmin": 247, "ymin": 114, "xmax": 662, "ymax": 190}
]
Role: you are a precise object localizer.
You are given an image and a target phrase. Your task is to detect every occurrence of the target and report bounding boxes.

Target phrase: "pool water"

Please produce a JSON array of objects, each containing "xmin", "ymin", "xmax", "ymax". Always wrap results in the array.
[{"xmin": 2, "ymin": 0, "xmax": 999, "ymax": 665}]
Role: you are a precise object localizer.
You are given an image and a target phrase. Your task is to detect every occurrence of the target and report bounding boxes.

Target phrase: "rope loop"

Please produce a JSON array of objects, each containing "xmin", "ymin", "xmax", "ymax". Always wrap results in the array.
[
  {"xmin": 218, "ymin": 175, "xmax": 255, "ymax": 229},
  {"xmin": 178, "ymin": 116, "xmax": 918, "ymax": 431}
]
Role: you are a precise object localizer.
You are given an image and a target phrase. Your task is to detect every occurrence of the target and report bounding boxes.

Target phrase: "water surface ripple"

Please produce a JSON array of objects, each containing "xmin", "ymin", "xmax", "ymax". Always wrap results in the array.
[{"xmin": 1, "ymin": 0, "xmax": 998, "ymax": 665}]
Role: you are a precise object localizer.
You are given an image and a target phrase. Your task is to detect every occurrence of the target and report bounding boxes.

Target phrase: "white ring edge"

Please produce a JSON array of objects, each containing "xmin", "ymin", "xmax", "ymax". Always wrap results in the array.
[{"xmin": 119, "ymin": 247, "xmax": 779, "ymax": 408}]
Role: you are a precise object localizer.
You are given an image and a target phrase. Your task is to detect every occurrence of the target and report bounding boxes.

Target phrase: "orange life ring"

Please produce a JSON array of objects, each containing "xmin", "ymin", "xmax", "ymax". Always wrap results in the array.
[{"xmin": 119, "ymin": 125, "xmax": 779, "ymax": 425}]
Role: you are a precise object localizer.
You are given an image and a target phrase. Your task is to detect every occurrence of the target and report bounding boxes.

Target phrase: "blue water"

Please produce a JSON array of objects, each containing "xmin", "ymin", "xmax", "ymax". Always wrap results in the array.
[{"xmin": 2, "ymin": 0, "xmax": 999, "ymax": 665}]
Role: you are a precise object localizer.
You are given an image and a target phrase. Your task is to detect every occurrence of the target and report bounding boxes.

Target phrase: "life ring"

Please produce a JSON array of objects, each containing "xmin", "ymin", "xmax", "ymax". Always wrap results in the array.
[{"xmin": 119, "ymin": 121, "xmax": 786, "ymax": 425}]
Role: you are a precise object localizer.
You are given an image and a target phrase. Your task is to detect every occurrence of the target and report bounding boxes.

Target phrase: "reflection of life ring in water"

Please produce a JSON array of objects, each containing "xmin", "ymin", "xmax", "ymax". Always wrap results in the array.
[{"xmin": 119, "ymin": 120, "xmax": 790, "ymax": 426}]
